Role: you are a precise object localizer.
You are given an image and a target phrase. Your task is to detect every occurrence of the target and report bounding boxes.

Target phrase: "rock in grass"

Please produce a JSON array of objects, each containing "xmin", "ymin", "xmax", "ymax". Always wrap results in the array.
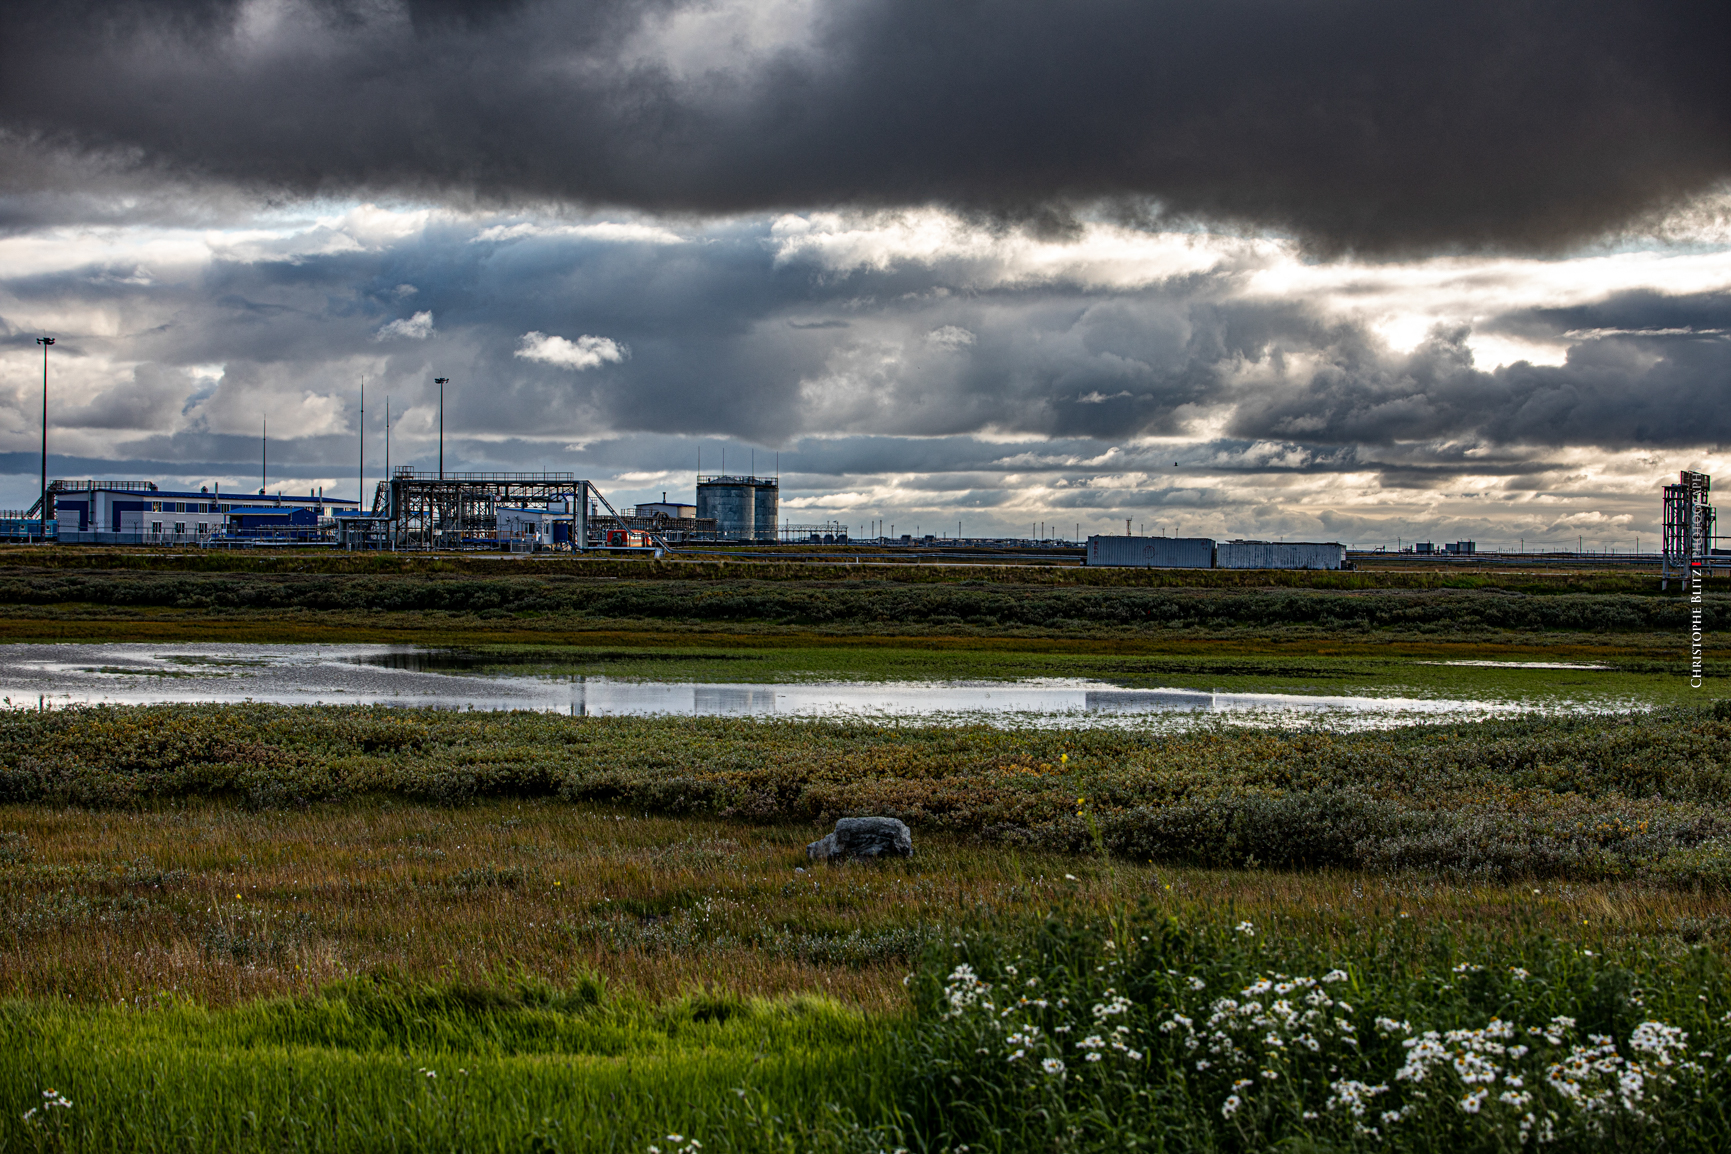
[{"xmin": 807, "ymin": 817, "xmax": 913, "ymax": 861}]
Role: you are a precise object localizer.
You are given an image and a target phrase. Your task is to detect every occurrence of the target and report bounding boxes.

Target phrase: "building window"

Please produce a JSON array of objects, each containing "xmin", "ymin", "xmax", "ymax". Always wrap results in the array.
[
  {"xmin": 174, "ymin": 522, "xmax": 186, "ymax": 535},
  {"xmin": 151, "ymin": 521, "xmax": 163, "ymax": 534},
  {"xmin": 198, "ymin": 523, "xmax": 208, "ymax": 534},
  {"xmin": 151, "ymin": 501, "xmax": 162, "ymax": 513}
]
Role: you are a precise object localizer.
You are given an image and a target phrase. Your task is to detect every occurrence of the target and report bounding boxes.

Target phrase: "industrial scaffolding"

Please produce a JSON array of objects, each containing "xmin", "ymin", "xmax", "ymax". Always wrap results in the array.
[
  {"xmin": 1661, "ymin": 470, "xmax": 1714, "ymax": 588},
  {"xmin": 342, "ymin": 468, "xmax": 667, "ymax": 552}
]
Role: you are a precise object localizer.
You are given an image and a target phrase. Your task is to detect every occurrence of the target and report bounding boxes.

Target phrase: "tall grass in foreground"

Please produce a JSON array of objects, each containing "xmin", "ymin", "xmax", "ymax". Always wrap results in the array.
[
  {"xmin": 7, "ymin": 914, "xmax": 1731, "ymax": 1152},
  {"xmin": 1, "ymin": 982, "xmax": 895, "ymax": 1153}
]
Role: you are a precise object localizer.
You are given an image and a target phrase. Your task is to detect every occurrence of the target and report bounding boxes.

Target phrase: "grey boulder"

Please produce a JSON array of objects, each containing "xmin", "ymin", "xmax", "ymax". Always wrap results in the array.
[{"xmin": 806, "ymin": 816, "xmax": 913, "ymax": 861}]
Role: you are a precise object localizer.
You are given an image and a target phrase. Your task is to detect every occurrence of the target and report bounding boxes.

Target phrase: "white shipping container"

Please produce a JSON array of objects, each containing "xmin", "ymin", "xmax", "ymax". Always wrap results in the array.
[
  {"xmin": 1086, "ymin": 535, "xmax": 1215, "ymax": 568},
  {"xmin": 1214, "ymin": 541, "xmax": 1346, "ymax": 570}
]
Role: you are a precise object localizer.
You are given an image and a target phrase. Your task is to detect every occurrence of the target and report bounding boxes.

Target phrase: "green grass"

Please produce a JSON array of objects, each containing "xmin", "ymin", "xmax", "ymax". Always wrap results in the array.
[
  {"xmin": 7, "ymin": 753, "xmax": 1731, "ymax": 1149},
  {"xmin": 3, "ymin": 984, "xmax": 894, "ymax": 1153}
]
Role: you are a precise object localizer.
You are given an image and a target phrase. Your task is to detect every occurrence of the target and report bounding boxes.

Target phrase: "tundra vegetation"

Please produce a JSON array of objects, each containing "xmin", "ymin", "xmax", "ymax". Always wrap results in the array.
[{"xmin": 0, "ymin": 552, "xmax": 1726, "ymax": 1149}]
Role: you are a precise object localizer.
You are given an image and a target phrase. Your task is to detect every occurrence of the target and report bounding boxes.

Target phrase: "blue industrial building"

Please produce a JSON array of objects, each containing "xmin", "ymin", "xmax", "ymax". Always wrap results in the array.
[{"xmin": 46, "ymin": 480, "xmax": 357, "ymax": 545}]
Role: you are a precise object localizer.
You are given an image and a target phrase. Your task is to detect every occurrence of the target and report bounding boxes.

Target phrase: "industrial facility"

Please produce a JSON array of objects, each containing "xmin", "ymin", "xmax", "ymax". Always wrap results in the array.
[
  {"xmin": 5, "ymin": 469, "xmax": 758, "ymax": 551},
  {"xmin": 8, "ymin": 479, "xmax": 358, "ymax": 545},
  {"xmin": 1085, "ymin": 535, "xmax": 1347, "ymax": 570},
  {"xmin": 1662, "ymin": 470, "xmax": 1715, "ymax": 587},
  {"xmin": 696, "ymin": 473, "xmax": 778, "ymax": 542},
  {"xmin": 1, "ymin": 466, "xmax": 1709, "ymax": 568}
]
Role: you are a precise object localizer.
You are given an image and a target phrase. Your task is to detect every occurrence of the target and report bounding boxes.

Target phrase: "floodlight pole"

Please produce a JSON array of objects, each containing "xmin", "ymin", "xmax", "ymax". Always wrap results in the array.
[
  {"xmin": 358, "ymin": 377, "xmax": 365, "ymax": 509},
  {"xmin": 434, "ymin": 378, "xmax": 449, "ymax": 479},
  {"xmin": 36, "ymin": 337, "xmax": 53, "ymax": 544}
]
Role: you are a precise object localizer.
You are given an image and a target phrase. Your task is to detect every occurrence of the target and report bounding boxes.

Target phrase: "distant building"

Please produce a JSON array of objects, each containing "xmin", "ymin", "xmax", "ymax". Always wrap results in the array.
[
  {"xmin": 496, "ymin": 504, "xmax": 575, "ymax": 548},
  {"xmin": 51, "ymin": 480, "xmax": 355, "ymax": 545},
  {"xmin": 635, "ymin": 501, "xmax": 697, "ymax": 520},
  {"xmin": 1086, "ymin": 535, "xmax": 1215, "ymax": 568},
  {"xmin": 223, "ymin": 505, "xmax": 324, "ymax": 542},
  {"xmin": 1215, "ymin": 541, "xmax": 1346, "ymax": 570}
]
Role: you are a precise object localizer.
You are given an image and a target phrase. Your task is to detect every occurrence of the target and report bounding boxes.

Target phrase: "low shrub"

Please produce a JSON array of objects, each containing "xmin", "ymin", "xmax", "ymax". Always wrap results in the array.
[{"xmin": 6, "ymin": 703, "xmax": 1731, "ymax": 881}]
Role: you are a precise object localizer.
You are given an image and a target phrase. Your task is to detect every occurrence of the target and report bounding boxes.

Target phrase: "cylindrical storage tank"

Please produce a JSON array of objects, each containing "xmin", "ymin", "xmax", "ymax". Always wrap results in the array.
[
  {"xmin": 1085, "ymin": 535, "xmax": 1215, "ymax": 567},
  {"xmin": 697, "ymin": 480, "xmax": 755, "ymax": 540},
  {"xmin": 752, "ymin": 480, "xmax": 778, "ymax": 543}
]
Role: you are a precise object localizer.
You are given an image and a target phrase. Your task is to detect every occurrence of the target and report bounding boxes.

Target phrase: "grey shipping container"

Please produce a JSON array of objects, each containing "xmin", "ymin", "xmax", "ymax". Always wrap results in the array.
[
  {"xmin": 1086, "ymin": 535, "xmax": 1215, "ymax": 568},
  {"xmin": 1214, "ymin": 540, "xmax": 1346, "ymax": 570}
]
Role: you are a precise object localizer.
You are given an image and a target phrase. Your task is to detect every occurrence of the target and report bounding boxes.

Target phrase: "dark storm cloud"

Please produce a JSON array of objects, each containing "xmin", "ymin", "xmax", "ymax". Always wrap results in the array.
[
  {"xmin": 1228, "ymin": 297, "xmax": 1731, "ymax": 449},
  {"xmin": 2, "ymin": 0, "xmax": 1726, "ymax": 252}
]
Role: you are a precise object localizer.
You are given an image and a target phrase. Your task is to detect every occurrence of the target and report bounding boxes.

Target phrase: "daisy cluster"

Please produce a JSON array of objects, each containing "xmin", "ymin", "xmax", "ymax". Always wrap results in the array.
[
  {"xmin": 1160, "ymin": 973, "xmax": 1703, "ymax": 1145},
  {"xmin": 938, "ymin": 960, "xmax": 1146, "ymax": 1083},
  {"xmin": 22, "ymin": 1087, "xmax": 72, "ymax": 1126},
  {"xmin": 917, "ymin": 924, "xmax": 1729, "ymax": 1151}
]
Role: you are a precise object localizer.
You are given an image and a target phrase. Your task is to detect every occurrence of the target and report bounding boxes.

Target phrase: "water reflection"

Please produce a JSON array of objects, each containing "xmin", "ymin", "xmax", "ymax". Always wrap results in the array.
[
  {"xmin": 0, "ymin": 643, "xmax": 1638, "ymax": 730},
  {"xmin": 1085, "ymin": 689, "xmax": 1217, "ymax": 712},
  {"xmin": 346, "ymin": 648, "xmax": 758, "ymax": 673}
]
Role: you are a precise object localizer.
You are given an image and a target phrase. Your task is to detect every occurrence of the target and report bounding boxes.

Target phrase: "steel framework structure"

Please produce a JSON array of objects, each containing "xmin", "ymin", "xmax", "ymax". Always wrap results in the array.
[
  {"xmin": 1662, "ymin": 470, "xmax": 1714, "ymax": 588},
  {"xmin": 343, "ymin": 469, "xmax": 668, "ymax": 553}
]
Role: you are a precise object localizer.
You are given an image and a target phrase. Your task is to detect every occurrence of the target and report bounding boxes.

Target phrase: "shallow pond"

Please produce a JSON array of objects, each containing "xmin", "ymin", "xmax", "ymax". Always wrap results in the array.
[{"xmin": 0, "ymin": 644, "xmax": 1644, "ymax": 729}]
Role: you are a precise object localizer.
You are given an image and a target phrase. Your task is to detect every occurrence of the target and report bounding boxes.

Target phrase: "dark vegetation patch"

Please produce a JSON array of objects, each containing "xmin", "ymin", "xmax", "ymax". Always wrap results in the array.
[
  {"xmin": 0, "ymin": 572, "xmax": 1707, "ymax": 634},
  {"xmin": 6, "ymin": 703, "xmax": 1731, "ymax": 884},
  {"xmin": 0, "ymin": 547, "xmax": 1698, "ymax": 595}
]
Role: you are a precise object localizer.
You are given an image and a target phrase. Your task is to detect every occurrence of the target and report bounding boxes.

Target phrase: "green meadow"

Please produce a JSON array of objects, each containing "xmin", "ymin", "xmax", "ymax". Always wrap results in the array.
[{"xmin": 2, "ymin": 549, "xmax": 1728, "ymax": 1150}]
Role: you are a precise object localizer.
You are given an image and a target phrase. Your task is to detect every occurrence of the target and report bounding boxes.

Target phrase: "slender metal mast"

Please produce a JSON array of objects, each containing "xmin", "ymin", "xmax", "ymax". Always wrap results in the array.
[
  {"xmin": 434, "ymin": 377, "xmax": 449, "ymax": 479},
  {"xmin": 36, "ymin": 337, "xmax": 53, "ymax": 543}
]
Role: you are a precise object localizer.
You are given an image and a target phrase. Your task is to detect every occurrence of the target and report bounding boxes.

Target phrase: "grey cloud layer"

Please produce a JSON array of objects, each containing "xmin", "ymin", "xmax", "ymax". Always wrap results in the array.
[
  {"xmin": 1229, "ymin": 305, "xmax": 1731, "ymax": 450},
  {"xmin": 2, "ymin": 0, "xmax": 1727, "ymax": 252},
  {"xmin": 6, "ymin": 217, "xmax": 1729, "ymax": 486}
]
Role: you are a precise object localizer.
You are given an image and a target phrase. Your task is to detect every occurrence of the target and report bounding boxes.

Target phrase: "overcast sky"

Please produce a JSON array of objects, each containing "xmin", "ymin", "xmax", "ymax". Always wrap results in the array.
[{"xmin": 2, "ymin": 0, "xmax": 1728, "ymax": 546}]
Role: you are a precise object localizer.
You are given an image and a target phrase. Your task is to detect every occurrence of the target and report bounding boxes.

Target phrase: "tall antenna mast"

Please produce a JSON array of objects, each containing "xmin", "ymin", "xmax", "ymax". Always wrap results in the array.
[
  {"xmin": 262, "ymin": 416, "xmax": 267, "ymax": 493},
  {"xmin": 358, "ymin": 377, "xmax": 365, "ymax": 506}
]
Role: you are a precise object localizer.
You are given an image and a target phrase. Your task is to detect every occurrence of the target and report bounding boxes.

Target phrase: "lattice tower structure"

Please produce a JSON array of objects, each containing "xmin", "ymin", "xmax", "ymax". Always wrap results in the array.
[{"xmin": 1662, "ymin": 470, "xmax": 1714, "ymax": 585}]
